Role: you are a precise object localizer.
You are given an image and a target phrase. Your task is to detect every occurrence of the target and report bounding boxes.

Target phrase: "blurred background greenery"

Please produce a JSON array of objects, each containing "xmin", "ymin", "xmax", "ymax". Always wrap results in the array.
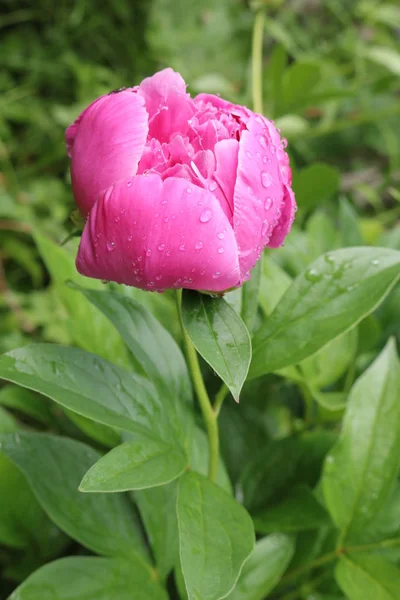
[{"xmin": 1, "ymin": 0, "xmax": 400, "ymax": 596}]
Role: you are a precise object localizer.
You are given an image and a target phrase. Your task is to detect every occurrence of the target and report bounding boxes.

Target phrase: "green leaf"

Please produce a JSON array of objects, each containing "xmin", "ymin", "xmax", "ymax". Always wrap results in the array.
[
  {"xmin": 226, "ymin": 534, "xmax": 295, "ymax": 600},
  {"xmin": 33, "ymin": 232, "xmax": 130, "ymax": 368},
  {"xmin": 182, "ymin": 291, "xmax": 251, "ymax": 401},
  {"xmin": 241, "ymin": 261, "xmax": 262, "ymax": 332},
  {"xmin": 322, "ymin": 339, "xmax": 400, "ymax": 542},
  {"xmin": 259, "ymin": 257, "xmax": 292, "ymax": 316},
  {"xmin": 336, "ymin": 554, "xmax": 400, "ymax": 600},
  {"xmin": 0, "ymin": 406, "xmax": 19, "ymax": 433},
  {"xmin": 71, "ymin": 286, "xmax": 193, "ymax": 449},
  {"xmin": 366, "ymin": 46, "xmax": 400, "ymax": 76},
  {"xmin": 292, "ymin": 163, "xmax": 340, "ymax": 215},
  {"xmin": 9, "ymin": 556, "xmax": 168, "ymax": 600},
  {"xmin": 339, "ymin": 197, "xmax": 364, "ymax": 247},
  {"xmin": 254, "ymin": 485, "xmax": 330, "ymax": 533},
  {"xmin": 136, "ymin": 482, "xmax": 179, "ymax": 581},
  {"xmin": 64, "ymin": 409, "xmax": 121, "ymax": 448},
  {"xmin": 281, "ymin": 62, "xmax": 321, "ymax": 112},
  {"xmin": 177, "ymin": 471, "xmax": 254, "ymax": 600},
  {"xmin": 0, "ymin": 432, "xmax": 147, "ymax": 560},
  {"xmin": 190, "ymin": 426, "xmax": 232, "ymax": 494},
  {"xmin": 0, "ymin": 385, "xmax": 52, "ymax": 425},
  {"xmin": 250, "ymin": 248, "xmax": 400, "ymax": 378},
  {"xmin": 0, "ymin": 344, "xmax": 182, "ymax": 445},
  {"xmin": 80, "ymin": 436, "xmax": 187, "ymax": 492}
]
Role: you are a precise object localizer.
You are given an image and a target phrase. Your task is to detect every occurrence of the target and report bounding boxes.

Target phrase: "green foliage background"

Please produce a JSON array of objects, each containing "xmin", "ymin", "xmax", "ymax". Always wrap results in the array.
[{"xmin": 1, "ymin": 0, "xmax": 400, "ymax": 599}]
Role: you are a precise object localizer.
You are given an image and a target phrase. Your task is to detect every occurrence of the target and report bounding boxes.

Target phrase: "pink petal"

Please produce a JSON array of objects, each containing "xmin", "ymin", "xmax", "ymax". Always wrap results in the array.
[
  {"xmin": 76, "ymin": 175, "xmax": 240, "ymax": 292},
  {"xmin": 137, "ymin": 69, "xmax": 195, "ymax": 143},
  {"xmin": 268, "ymin": 185, "xmax": 297, "ymax": 248},
  {"xmin": 69, "ymin": 91, "xmax": 148, "ymax": 215},
  {"xmin": 213, "ymin": 139, "xmax": 239, "ymax": 222},
  {"xmin": 233, "ymin": 116, "xmax": 287, "ymax": 279}
]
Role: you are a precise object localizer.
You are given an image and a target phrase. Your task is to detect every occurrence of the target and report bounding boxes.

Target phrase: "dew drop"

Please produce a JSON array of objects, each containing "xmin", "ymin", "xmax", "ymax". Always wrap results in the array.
[
  {"xmin": 157, "ymin": 244, "xmax": 165, "ymax": 251},
  {"xmin": 164, "ymin": 216, "xmax": 169, "ymax": 223},
  {"xmin": 161, "ymin": 199, "xmax": 167, "ymax": 205},
  {"xmin": 212, "ymin": 271, "xmax": 221, "ymax": 279},
  {"xmin": 264, "ymin": 197, "xmax": 272, "ymax": 211},
  {"xmin": 148, "ymin": 281, "xmax": 155, "ymax": 288},
  {"xmin": 245, "ymin": 150, "xmax": 252, "ymax": 158},
  {"xmin": 262, "ymin": 155, "xmax": 268, "ymax": 163},
  {"xmin": 146, "ymin": 249, "xmax": 152, "ymax": 257},
  {"xmin": 217, "ymin": 232, "xmax": 225, "ymax": 240},
  {"xmin": 218, "ymin": 247, "xmax": 224, "ymax": 254},
  {"xmin": 195, "ymin": 241, "xmax": 203, "ymax": 250},
  {"xmin": 107, "ymin": 241, "xmax": 116, "ymax": 252},
  {"xmin": 137, "ymin": 256, "xmax": 143, "ymax": 262},
  {"xmin": 209, "ymin": 181, "xmax": 218, "ymax": 192},
  {"xmin": 200, "ymin": 208, "xmax": 213, "ymax": 223},
  {"xmin": 306, "ymin": 268, "xmax": 321, "ymax": 283},
  {"xmin": 127, "ymin": 181, "xmax": 132, "ymax": 187},
  {"xmin": 155, "ymin": 275, "xmax": 162, "ymax": 281},
  {"xmin": 154, "ymin": 212, "xmax": 159, "ymax": 218},
  {"xmin": 128, "ymin": 235, "xmax": 133, "ymax": 242},
  {"xmin": 261, "ymin": 219, "xmax": 269, "ymax": 237},
  {"xmin": 261, "ymin": 172, "xmax": 273, "ymax": 188},
  {"xmin": 179, "ymin": 244, "xmax": 186, "ymax": 251},
  {"xmin": 187, "ymin": 187, "xmax": 192, "ymax": 194},
  {"xmin": 259, "ymin": 136, "xmax": 267, "ymax": 149},
  {"xmin": 114, "ymin": 216, "xmax": 120, "ymax": 223}
]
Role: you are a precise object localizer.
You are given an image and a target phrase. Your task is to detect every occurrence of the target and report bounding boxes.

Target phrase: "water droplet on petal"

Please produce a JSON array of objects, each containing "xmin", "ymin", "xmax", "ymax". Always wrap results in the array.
[
  {"xmin": 127, "ymin": 181, "xmax": 132, "ymax": 187},
  {"xmin": 212, "ymin": 271, "xmax": 221, "ymax": 279},
  {"xmin": 195, "ymin": 241, "xmax": 203, "ymax": 251},
  {"xmin": 264, "ymin": 197, "xmax": 272, "ymax": 211},
  {"xmin": 179, "ymin": 244, "xmax": 186, "ymax": 251},
  {"xmin": 146, "ymin": 249, "xmax": 152, "ymax": 257},
  {"xmin": 259, "ymin": 136, "xmax": 267, "ymax": 149},
  {"xmin": 114, "ymin": 216, "xmax": 120, "ymax": 223},
  {"xmin": 261, "ymin": 172, "xmax": 273, "ymax": 188},
  {"xmin": 107, "ymin": 241, "xmax": 116, "ymax": 252},
  {"xmin": 161, "ymin": 199, "xmax": 167, "ymax": 205},
  {"xmin": 209, "ymin": 181, "xmax": 218, "ymax": 192},
  {"xmin": 200, "ymin": 208, "xmax": 213, "ymax": 223},
  {"xmin": 164, "ymin": 216, "xmax": 169, "ymax": 223},
  {"xmin": 218, "ymin": 247, "xmax": 224, "ymax": 254},
  {"xmin": 262, "ymin": 219, "xmax": 269, "ymax": 237},
  {"xmin": 372, "ymin": 259, "xmax": 379, "ymax": 266},
  {"xmin": 157, "ymin": 244, "xmax": 165, "ymax": 251},
  {"xmin": 128, "ymin": 235, "xmax": 133, "ymax": 242},
  {"xmin": 187, "ymin": 187, "xmax": 192, "ymax": 194},
  {"xmin": 245, "ymin": 150, "xmax": 252, "ymax": 158},
  {"xmin": 137, "ymin": 256, "xmax": 142, "ymax": 262},
  {"xmin": 217, "ymin": 232, "xmax": 224, "ymax": 240},
  {"xmin": 155, "ymin": 275, "xmax": 162, "ymax": 281}
]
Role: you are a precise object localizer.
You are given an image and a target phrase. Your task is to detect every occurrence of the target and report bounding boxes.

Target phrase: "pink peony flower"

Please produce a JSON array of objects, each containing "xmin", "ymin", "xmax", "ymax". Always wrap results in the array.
[{"xmin": 66, "ymin": 69, "xmax": 296, "ymax": 292}]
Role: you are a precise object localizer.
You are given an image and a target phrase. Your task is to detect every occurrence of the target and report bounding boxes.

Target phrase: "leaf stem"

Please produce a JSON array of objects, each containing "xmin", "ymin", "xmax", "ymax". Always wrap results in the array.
[
  {"xmin": 175, "ymin": 290, "xmax": 219, "ymax": 481},
  {"xmin": 214, "ymin": 383, "xmax": 229, "ymax": 417},
  {"xmin": 251, "ymin": 8, "xmax": 265, "ymax": 115}
]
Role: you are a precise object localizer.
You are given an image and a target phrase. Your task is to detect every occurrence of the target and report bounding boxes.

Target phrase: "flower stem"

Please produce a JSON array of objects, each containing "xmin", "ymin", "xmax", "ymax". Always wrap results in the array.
[
  {"xmin": 251, "ymin": 8, "xmax": 266, "ymax": 115},
  {"xmin": 214, "ymin": 383, "xmax": 229, "ymax": 417},
  {"xmin": 175, "ymin": 290, "xmax": 219, "ymax": 482}
]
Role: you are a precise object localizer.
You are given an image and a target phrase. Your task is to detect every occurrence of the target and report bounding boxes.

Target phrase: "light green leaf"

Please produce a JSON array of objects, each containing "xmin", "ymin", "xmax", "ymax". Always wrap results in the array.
[
  {"xmin": 250, "ymin": 248, "xmax": 400, "ymax": 378},
  {"xmin": 336, "ymin": 554, "xmax": 400, "ymax": 600},
  {"xmin": 33, "ymin": 232, "xmax": 130, "ymax": 367},
  {"xmin": 9, "ymin": 556, "xmax": 168, "ymax": 600},
  {"xmin": 366, "ymin": 46, "xmax": 400, "ymax": 76},
  {"xmin": 322, "ymin": 339, "xmax": 400, "ymax": 541},
  {"xmin": 226, "ymin": 534, "xmax": 295, "ymax": 600},
  {"xmin": 0, "ymin": 406, "xmax": 19, "ymax": 434},
  {"xmin": 254, "ymin": 485, "xmax": 330, "ymax": 533},
  {"xmin": 80, "ymin": 436, "xmax": 187, "ymax": 492},
  {"xmin": 177, "ymin": 471, "xmax": 254, "ymax": 600},
  {"xmin": 64, "ymin": 409, "xmax": 121, "ymax": 448},
  {"xmin": 0, "ymin": 344, "xmax": 181, "ymax": 445},
  {"xmin": 0, "ymin": 385, "xmax": 52, "ymax": 425},
  {"xmin": 0, "ymin": 432, "xmax": 147, "ymax": 560},
  {"xmin": 71, "ymin": 286, "xmax": 193, "ymax": 448},
  {"xmin": 182, "ymin": 291, "xmax": 251, "ymax": 401},
  {"xmin": 259, "ymin": 257, "xmax": 292, "ymax": 316},
  {"xmin": 339, "ymin": 197, "xmax": 363, "ymax": 247}
]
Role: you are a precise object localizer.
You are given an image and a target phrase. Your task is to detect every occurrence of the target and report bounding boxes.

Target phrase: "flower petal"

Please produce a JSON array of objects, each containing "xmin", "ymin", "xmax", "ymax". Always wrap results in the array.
[
  {"xmin": 233, "ymin": 115, "xmax": 292, "ymax": 279},
  {"xmin": 268, "ymin": 185, "xmax": 297, "ymax": 248},
  {"xmin": 77, "ymin": 175, "xmax": 240, "ymax": 292},
  {"xmin": 137, "ymin": 68, "xmax": 195, "ymax": 143},
  {"xmin": 69, "ymin": 91, "xmax": 148, "ymax": 215},
  {"xmin": 213, "ymin": 139, "xmax": 239, "ymax": 222}
]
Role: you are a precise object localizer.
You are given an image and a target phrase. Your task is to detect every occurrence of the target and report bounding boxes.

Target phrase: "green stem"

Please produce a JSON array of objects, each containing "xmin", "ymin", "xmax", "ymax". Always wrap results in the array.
[
  {"xmin": 251, "ymin": 8, "xmax": 265, "ymax": 114},
  {"xmin": 214, "ymin": 383, "xmax": 229, "ymax": 417},
  {"xmin": 175, "ymin": 290, "xmax": 219, "ymax": 482}
]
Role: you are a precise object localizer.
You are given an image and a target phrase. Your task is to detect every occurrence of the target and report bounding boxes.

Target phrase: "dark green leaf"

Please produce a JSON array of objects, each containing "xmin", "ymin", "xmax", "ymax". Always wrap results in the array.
[
  {"xmin": 9, "ymin": 556, "xmax": 168, "ymax": 600},
  {"xmin": 292, "ymin": 163, "xmax": 340, "ymax": 215},
  {"xmin": 0, "ymin": 432, "xmax": 147, "ymax": 560},
  {"xmin": 0, "ymin": 385, "xmax": 52, "ymax": 425},
  {"xmin": 336, "ymin": 554, "xmax": 400, "ymax": 600},
  {"xmin": 71, "ymin": 286, "xmax": 193, "ymax": 448},
  {"xmin": 0, "ymin": 344, "xmax": 182, "ymax": 446},
  {"xmin": 241, "ymin": 260, "xmax": 262, "ymax": 332},
  {"xmin": 0, "ymin": 406, "xmax": 19, "ymax": 433},
  {"xmin": 322, "ymin": 339, "xmax": 400, "ymax": 542},
  {"xmin": 254, "ymin": 485, "xmax": 330, "ymax": 533},
  {"xmin": 182, "ymin": 291, "xmax": 251, "ymax": 401},
  {"xmin": 64, "ymin": 409, "xmax": 121, "ymax": 448},
  {"xmin": 177, "ymin": 471, "xmax": 254, "ymax": 600},
  {"xmin": 136, "ymin": 482, "xmax": 179, "ymax": 581},
  {"xmin": 226, "ymin": 534, "xmax": 295, "ymax": 600},
  {"xmin": 251, "ymin": 248, "xmax": 400, "ymax": 378},
  {"xmin": 259, "ymin": 256, "xmax": 292, "ymax": 316},
  {"xmin": 80, "ymin": 436, "xmax": 187, "ymax": 492}
]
